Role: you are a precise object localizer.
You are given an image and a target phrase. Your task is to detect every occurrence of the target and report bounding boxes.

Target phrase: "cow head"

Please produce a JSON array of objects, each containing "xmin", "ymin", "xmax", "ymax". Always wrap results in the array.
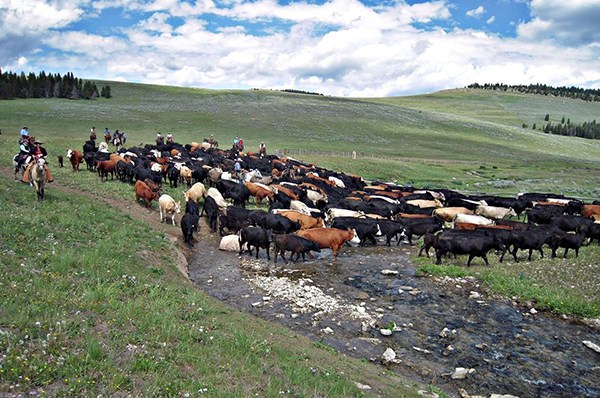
[
  {"xmin": 175, "ymin": 201, "xmax": 182, "ymax": 214},
  {"xmin": 348, "ymin": 229, "xmax": 361, "ymax": 245},
  {"xmin": 183, "ymin": 190, "xmax": 190, "ymax": 202},
  {"xmin": 508, "ymin": 208, "xmax": 518, "ymax": 218},
  {"xmin": 66, "ymin": 149, "xmax": 73, "ymax": 159}
]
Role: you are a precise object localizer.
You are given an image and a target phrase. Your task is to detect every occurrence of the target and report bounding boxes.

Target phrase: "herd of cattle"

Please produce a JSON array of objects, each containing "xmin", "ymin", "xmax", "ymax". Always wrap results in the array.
[{"xmin": 69, "ymin": 138, "xmax": 600, "ymax": 266}]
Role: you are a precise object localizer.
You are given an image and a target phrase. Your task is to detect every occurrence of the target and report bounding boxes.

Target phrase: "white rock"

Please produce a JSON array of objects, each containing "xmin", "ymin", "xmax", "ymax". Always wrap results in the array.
[
  {"xmin": 469, "ymin": 291, "xmax": 481, "ymax": 299},
  {"xmin": 439, "ymin": 327, "xmax": 450, "ymax": 338},
  {"xmin": 490, "ymin": 395, "xmax": 520, "ymax": 398},
  {"xmin": 583, "ymin": 340, "xmax": 600, "ymax": 354},
  {"xmin": 398, "ymin": 289, "xmax": 404, "ymax": 294},
  {"xmin": 355, "ymin": 382, "xmax": 371, "ymax": 390},
  {"xmin": 381, "ymin": 270, "xmax": 398, "ymax": 275},
  {"xmin": 380, "ymin": 329, "xmax": 392, "ymax": 336},
  {"xmin": 529, "ymin": 308, "xmax": 538, "ymax": 315},
  {"xmin": 418, "ymin": 390, "xmax": 439, "ymax": 398},
  {"xmin": 322, "ymin": 327, "xmax": 334, "ymax": 335},
  {"xmin": 251, "ymin": 302, "xmax": 261, "ymax": 307},
  {"xmin": 382, "ymin": 348, "xmax": 396, "ymax": 362},
  {"xmin": 413, "ymin": 346, "xmax": 431, "ymax": 354},
  {"xmin": 451, "ymin": 367, "xmax": 474, "ymax": 379}
]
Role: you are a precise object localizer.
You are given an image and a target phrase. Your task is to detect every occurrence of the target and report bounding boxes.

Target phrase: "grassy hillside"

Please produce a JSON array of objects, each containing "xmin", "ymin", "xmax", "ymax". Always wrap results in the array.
[{"xmin": 1, "ymin": 81, "xmax": 599, "ymax": 198}]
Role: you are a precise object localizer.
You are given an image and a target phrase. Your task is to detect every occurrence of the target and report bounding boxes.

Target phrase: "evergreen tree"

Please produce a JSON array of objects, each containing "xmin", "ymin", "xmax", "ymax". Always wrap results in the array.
[{"xmin": 544, "ymin": 114, "xmax": 550, "ymax": 121}]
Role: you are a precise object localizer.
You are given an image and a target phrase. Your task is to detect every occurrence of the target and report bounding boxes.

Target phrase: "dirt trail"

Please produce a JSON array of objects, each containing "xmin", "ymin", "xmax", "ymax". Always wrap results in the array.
[{"xmin": 0, "ymin": 165, "xmax": 191, "ymax": 278}]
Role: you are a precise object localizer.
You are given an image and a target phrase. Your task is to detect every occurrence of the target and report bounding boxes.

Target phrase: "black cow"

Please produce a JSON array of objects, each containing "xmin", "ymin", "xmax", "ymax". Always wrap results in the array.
[
  {"xmin": 228, "ymin": 183, "xmax": 251, "ymax": 208},
  {"xmin": 185, "ymin": 199, "xmax": 200, "ymax": 216},
  {"xmin": 273, "ymin": 234, "xmax": 321, "ymax": 263},
  {"xmin": 495, "ymin": 219, "xmax": 529, "ymax": 231},
  {"xmin": 273, "ymin": 190, "xmax": 292, "ymax": 208},
  {"xmin": 168, "ymin": 166, "xmax": 180, "ymax": 188},
  {"xmin": 375, "ymin": 219, "xmax": 405, "ymax": 246},
  {"xmin": 551, "ymin": 215, "xmax": 594, "ymax": 232},
  {"xmin": 226, "ymin": 206, "xmax": 251, "ymax": 221},
  {"xmin": 418, "ymin": 233, "xmax": 438, "ymax": 257},
  {"xmin": 509, "ymin": 228, "xmax": 555, "ymax": 262},
  {"xmin": 435, "ymin": 230, "xmax": 505, "ymax": 267},
  {"xmin": 550, "ymin": 232, "xmax": 585, "ymax": 258},
  {"xmin": 578, "ymin": 223, "xmax": 600, "ymax": 245},
  {"xmin": 526, "ymin": 208, "xmax": 555, "ymax": 224},
  {"xmin": 181, "ymin": 213, "xmax": 200, "ymax": 245},
  {"xmin": 219, "ymin": 214, "xmax": 249, "ymax": 236},
  {"xmin": 201, "ymin": 196, "xmax": 219, "ymax": 231},
  {"xmin": 135, "ymin": 167, "xmax": 162, "ymax": 185},
  {"xmin": 239, "ymin": 227, "xmax": 273, "ymax": 260},
  {"xmin": 261, "ymin": 213, "xmax": 301, "ymax": 234},
  {"xmin": 331, "ymin": 217, "xmax": 380, "ymax": 246},
  {"xmin": 84, "ymin": 152, "xmax": 96, "ymax": 171},
  {"xmin": 401, "ymin": 219, "xmax": 443, "ymax": 246},
  {"xmin": 216, "ymin": 179, "xmax": 237, "ymax": 196},
  {"xmin": 248, "ymin": 209, "xmax": 269, "ymax": 226}
]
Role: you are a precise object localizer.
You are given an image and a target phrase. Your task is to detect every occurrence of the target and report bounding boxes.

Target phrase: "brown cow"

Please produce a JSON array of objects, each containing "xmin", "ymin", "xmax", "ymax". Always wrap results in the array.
[
  {"xmin": 279, "ymin": 211, "xmax": 324, "ymax": 230},
  {"xmin": 144, "ymin": 179, "xmax": 161, "ymax": 193},
  {"xmin": 396, "ymin": 213, "xmax": 433, "ymax": 220},
  {"xmin": 272, "ymin": 185, "xmax": 299, "ymax": 200},
  {"xmin": 582, "ymin": 205, "xmax": 600, "ymax": 219},
  {"xmin": 97, "ymin": 160, "xmax": 117, "ymax": 181},
  {"xmin": 454, "ymin": 222, "xmax": 478, "ymax": 230},
  {"xmin": 66, "ymin": 149, "xmax": 83, "ymax": 172},
  {"xmin": 171, "ymin": 149, "xmax": 180, "ymax": 157},
  {"xmin": 296, "ymin": 228, "xmax": 360, "ymax": 260},
  {"xmin": 135, "ymin": 180, "xmax": 159, "ymax": 209},
  {"xmin": 244, "ymin": 182, "xmax": 274, "ymax": 205},
  {"xmin": 109, "ymin": 153, "xmax": 123, "ymax": 163}
]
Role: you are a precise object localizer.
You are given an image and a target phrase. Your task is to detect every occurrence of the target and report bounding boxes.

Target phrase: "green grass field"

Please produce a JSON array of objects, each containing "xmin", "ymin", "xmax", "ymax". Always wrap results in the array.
[{"xmin": 1, "ymin": 82, "xmax": 599, "ymax": 395}]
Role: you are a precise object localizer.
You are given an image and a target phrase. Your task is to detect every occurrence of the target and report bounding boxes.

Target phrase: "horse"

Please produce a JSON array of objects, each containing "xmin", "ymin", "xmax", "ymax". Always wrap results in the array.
[
  {"xmin": 13, "ymin": 154, "xmax": 31, "ymax": 180},
  {"xmin": 31, "ymin": 158, "xmax": 47, "ymax": 202},
  {"xmin": 112, "ymin": 134, "xmax": 122, "ymax": 150},
  {"xmin": 104, "ymin": 132, "xmax": 112, "ymax": 145}
]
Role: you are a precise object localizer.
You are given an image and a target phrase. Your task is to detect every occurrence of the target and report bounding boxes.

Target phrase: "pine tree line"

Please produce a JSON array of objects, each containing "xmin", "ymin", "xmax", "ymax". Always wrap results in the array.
[
  {"xmin": 543, "ymin": 119, "xmax": 600, "ymax": 140},
  {"xmin": 467, "ymin": 83, "xmax": 600, "ymax": 102},
  {"xmin": 0, "ymin": 69, "xmax": 112, "ymax": 100}
]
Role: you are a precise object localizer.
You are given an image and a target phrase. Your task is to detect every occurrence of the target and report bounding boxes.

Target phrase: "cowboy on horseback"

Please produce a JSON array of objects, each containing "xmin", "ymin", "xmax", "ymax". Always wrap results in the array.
[
  {"xmin": 22, "ymin": 141, "xmax": 53, "ymax": 184},
  {"xmin": 90, "ymin": 127, "xmax": 97, "ymax": 142},
  {"xmin": 16, "ymin": 127, "xmax": 32, "ymax": 169}
]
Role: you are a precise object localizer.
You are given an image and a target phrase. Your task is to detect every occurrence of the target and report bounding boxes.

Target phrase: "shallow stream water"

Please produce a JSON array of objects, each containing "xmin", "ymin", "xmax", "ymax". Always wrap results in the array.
[{"xmin": 188, "ymin": 224, "xmax": 600, "ymax": 398}]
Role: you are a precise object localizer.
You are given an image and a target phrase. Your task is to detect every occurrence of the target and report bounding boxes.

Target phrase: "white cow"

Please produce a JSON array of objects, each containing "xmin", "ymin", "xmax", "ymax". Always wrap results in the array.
[
  {"xmin": 328, "ymin": 176, "xmax": 346, "ymax": 188},
  {"xmin": 325, "ymin": 208, "xmax": 366, "ymax": 221},
  {"xmin": 290, "ymin": 200, "xmax": 321, "ymax": 215},
  {"xmin": 475, "ymin": 205, "xmax": 517, "ymax": 220},
  {"xmin": 406, "ymin": 199, "xmax": 443, "ymax": 208},
  {"xmin": 207, "ymin": 187, "xmax": 228, "ymax": 210},
  {"xmin": 158, "ymin": 194, "xmax": 181, "ymax": 225},
  {"xmin": 306, "ymin": 189, "xmax": 327, "ymax": 205},
  {"xmin": 453, "ymin": 213, "xmax": 495, "ymax": 226}
]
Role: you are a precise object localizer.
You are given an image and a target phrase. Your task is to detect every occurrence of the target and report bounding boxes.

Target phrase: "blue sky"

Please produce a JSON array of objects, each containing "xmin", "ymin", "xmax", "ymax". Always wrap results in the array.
[{"xmin": 1, "ymin": 0, "xmax": 599, "ymax": 97}]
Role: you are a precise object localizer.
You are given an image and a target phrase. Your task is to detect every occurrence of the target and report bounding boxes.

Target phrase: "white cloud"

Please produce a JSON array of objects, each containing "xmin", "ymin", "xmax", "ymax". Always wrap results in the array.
[
  {"xmin": 517, "ymin": 0, "xmax": 600, "ymax": 46},
  {"xmin": 486, "ymin": 16, "xmax": 495, "ymax": 24},
  {"xmin": 3, "ymin": 0, "xmax": 600, "ymax": 97},
  {"xmin": 466, "ymin": 6, "xmax": 485, "ymax": 18},
  {"xmin": 17, "ymin": 56, "xmax": 28, "ymax": 66}
]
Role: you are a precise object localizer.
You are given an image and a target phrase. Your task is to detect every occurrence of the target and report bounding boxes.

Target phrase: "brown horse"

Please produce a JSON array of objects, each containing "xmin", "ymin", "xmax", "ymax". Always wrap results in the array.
[{"xmin": 31, "ymin": 158, "xmax": 46, "ymax": 202}]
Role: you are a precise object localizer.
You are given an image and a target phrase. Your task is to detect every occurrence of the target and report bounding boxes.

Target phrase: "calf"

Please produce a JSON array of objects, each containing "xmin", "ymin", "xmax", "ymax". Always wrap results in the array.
[
  {"xmin": 134, "ymin": 180, "xmax": 159, "ymax": 209},
  {"xmin": 181, "ymin": 213, "xmax": 200, "ymax": 245},
  {"xmin": 168, "ymin": 165, "xmax": 180, "ymax": 188},
  {"xmin": 158, "ymin": 194, "xmax": 181, "ymax": 225},
  {"xmin": 296, "ymin": 228, "xmax": 360, "ymax": 260},
  {"xmin": 57, "ymin": 155, "xmax": 64, "ymax": 168},
  {"xmin": 66, "ymin": 149, "xmax": 84, "ymax": 172},
  {"xmin": 239, "ymin": 227, "xmax": 273, "ymax": 260},
  {"xmin": 273, "ymin": 234, "xmax": 321, "ymax": 263},
  {"xmin": 418, "ymin": 233, "xmax": 438, "ymax": 257}
]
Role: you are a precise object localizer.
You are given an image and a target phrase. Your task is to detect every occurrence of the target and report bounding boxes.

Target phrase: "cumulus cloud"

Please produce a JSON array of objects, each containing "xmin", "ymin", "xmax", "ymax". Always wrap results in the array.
[
  {"xmin": 517, "ymin": 0, "xmax": 600, "ymax": 46},
  {"xmin": 466, "ymin": 5, "xmax": 485, "ymax": 18},
  {"xmin": 0, "ymin": 0, "xmax": 86, "ymax": 63},
  {"xmin": 3, "ymin": 0, "xmax": 600, "ymax": 97},
  {"xmin": 486, "ymin": 16, "xmax": 495, "ymax": 24}
]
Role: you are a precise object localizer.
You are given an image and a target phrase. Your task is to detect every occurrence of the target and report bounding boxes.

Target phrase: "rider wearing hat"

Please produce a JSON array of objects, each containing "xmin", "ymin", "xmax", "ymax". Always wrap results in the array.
[
  {"xmin": 166, "ymin": 132, "xmax": 173, "ymax": 144},
  {"xmin": 156, "ymin": 132, "xmax": 164, "ymax": 146},
  {"xmin": 22, "ymin": 141, "xmax": 53, "ymax": 184}
]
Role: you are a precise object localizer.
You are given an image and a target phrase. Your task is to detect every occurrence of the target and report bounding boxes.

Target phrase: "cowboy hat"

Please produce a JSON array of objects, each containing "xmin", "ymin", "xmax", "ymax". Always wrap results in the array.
[{"xmin": 33, "ymin": 141, "xmax": 43, "ymax": 145}]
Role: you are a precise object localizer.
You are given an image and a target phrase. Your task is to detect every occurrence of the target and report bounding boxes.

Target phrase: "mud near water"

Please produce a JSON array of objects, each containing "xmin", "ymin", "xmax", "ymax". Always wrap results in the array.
[{"xmin": 188, "ymin": 224, "xmax": 600, "ymax": 398}]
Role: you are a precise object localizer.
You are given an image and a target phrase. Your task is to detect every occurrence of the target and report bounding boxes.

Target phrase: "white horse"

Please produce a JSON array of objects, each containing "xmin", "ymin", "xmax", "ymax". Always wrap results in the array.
[
  {"xmin": 12, "ymin": 154, "xmax": 31, "ymax": 180},
  {"xmin": 31, "ymin": 158, "xmax": 47, "ymax": 202}
]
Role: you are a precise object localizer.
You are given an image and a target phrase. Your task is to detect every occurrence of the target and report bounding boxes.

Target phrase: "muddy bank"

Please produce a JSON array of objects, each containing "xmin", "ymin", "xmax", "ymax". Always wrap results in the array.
[{"xmin": 188, "ymin": 223, "xmax": 600, "ymax": 398}]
